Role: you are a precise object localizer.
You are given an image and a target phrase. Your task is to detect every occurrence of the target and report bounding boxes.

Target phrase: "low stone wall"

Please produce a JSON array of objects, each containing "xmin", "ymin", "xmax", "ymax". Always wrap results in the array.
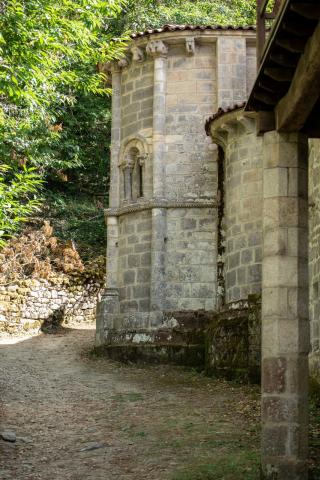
[
  {"xmin": 205, "ymin": 296, "xmax": 261, "ymax": 382},
  {"xmin": 0, "ymin": 275, "xmax": 102, "ymax": 334},
  {"xmin": 96, "ymin": 308, "xmax": 214, "ymax": 366}
]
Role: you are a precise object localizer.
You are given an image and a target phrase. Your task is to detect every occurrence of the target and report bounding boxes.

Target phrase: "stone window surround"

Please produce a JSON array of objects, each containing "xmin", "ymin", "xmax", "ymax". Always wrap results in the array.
[{"xmin": 119, "ymin": 137, "xmax": 150, "ymax": 204}]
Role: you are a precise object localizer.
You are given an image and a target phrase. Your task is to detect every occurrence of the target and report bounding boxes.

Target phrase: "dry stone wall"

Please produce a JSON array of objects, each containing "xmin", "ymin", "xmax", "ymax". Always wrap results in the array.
[{"xmin": 0, "ymin": 275, "xmax": 101, "ymax": 334}]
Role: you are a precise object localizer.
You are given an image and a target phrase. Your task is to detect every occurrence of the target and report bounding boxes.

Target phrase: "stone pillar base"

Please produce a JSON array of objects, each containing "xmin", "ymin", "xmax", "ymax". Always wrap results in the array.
[{"xmin": 95, "ymin": 289, "xmax": 119, "ymax": 346}]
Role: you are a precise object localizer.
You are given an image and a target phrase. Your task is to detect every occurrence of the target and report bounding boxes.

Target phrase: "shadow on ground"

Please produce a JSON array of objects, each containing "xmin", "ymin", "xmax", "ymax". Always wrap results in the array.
[{"xmin": 0, "ymin": 326, "xmax": 318, "ymax": 480}]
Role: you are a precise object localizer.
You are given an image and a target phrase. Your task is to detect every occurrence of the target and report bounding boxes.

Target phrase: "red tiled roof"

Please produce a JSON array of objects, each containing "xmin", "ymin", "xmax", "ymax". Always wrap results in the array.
[
  {"xmin": 131, "ymin": 24, "xmax": 256, "ymax": 39},
  {"xmin": 205, "ymin": 102, "xmax": 246, "ymax": 135}
]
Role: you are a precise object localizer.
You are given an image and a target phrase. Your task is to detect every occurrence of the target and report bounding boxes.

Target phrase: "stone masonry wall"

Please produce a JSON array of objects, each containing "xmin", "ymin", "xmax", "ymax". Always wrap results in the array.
[
  {"xmin": 164, "ymin": 207, "xmax": 217, "ymax": 311},
  {"xmin": 246, "ymin": 43, "xmax": 257, "ymax": 98},
  {"xmin": 120, "ymin": 59, "xmax": 154, "ymax": 202},
  {"xmin": 309, "ymin": 138, "xmax": 320, "ymax": 381},
  {"xmin": 98, "ymin": 29, "xmax": 258, "ymax": 362},
  {"xmin": 163, "ymin": 42, "xmax": 218, "ymax": 312},
  {"xmin": 224, "ymin": 125, "xmax": 263, "ymax": 303},
  {"xmin": 0, "ymin": 276, "xmax": 101, "ymax": 334},
  {"xmin": 165, "ymin": 43, "xmax": 217, "ymax": 200},
  {"xmin": 120, "ymin": 59, "xmax": 154, "ymax": 140},
  {"xmin": 118, "ymin": 210, "xmax": 152, "ymax": 314},
  {"xmin": 205, "ymin": 296, "xmax": 261, "ymax": 382}
]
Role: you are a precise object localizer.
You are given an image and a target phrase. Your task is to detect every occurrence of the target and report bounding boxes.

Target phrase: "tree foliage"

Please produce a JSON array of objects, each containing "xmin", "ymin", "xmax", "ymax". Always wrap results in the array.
[
  {"xmin": 0, "ymin": 0, "xmax": 126, "ymax": 245},
  {"xmin": 112, "ymin": 0, "xmax": 256, "ymax": 34},
  {"xmin": 0, "ymin": 164, "xmax": 42, "ymax": 247},
  {"xmin": 0, "ymin": 0, "xmax": 258, "ymax": 252}
]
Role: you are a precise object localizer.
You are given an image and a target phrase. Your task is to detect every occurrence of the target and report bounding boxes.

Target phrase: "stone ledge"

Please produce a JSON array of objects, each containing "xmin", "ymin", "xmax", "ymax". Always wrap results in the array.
[
  {"xmin": 92, "ymin": 344, "xmax": 205, "ymax": 367},
  {"xmin": 105, "ymin": 199, "xmax": 217, "ymax": 218}
]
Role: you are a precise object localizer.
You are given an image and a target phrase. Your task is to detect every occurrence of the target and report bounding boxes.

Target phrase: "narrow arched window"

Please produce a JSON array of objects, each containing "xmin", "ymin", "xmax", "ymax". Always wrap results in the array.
[
  {"xmin": 138, "ymin": 163, "xmax": 143, "ymax": 198},
  {"xmin": 122, "ymin": 147, "xmax": 144, "ymax": 202},
  {"xmin": 120, "ymin": 140, "xmax": 147, "ymax": 203}
]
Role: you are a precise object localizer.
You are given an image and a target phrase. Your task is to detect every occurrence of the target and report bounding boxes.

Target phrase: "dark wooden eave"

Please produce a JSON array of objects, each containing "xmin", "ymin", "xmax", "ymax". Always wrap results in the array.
[{"xmin": 246, "ymin": 0, "xmax": 320, "ymax": 136}]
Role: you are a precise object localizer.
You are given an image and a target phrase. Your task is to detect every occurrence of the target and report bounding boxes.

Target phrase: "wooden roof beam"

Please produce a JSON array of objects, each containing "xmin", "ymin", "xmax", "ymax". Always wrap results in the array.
[
  {"xmin": 265, "ymin": 67, "xmax": 295, "ymax": 81},
  {"xmin": 276, "ymin": 21, "xmax": 320, "ymax": 131},
  {"xmin": 276, "ymin": 37, "xmax": 306, "ymax": 52},
  {"xmin": 254, "ymin": 92, "xmax": 279, "ymax": 106},
  {"xmin": 282, "ymin": 20, "xmax": 316, "ymax": 37},
  {"xmin": 269, "ymin": 52, "xmax": 299, "ymax": 68},
  {"xmin": 259, "ymin": 77, "xmax": 289, "ymax": 94},
  {"xmin": 290, "ymin": 3, "xmax": 320, "ymax": 20}
]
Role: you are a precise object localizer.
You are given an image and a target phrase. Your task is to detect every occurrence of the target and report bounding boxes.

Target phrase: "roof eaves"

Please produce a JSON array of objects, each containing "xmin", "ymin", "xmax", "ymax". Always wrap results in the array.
[
  {"xmin": 131, "ymin": 24, "xmax": 256, "ymax": 39},
  {"xmin": 205, "ymin": 103, "xmax": 246, "ymax": 136}
]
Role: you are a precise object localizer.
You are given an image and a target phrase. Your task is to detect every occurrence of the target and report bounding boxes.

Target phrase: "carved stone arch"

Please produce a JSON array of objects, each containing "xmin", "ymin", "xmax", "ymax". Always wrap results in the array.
[{"xmin": 119, "ymin": 136, "xmax": 150, "ymax": 202}]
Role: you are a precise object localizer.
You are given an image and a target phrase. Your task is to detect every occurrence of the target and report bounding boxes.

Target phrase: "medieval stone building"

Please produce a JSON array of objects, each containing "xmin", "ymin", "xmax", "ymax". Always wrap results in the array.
[
  {"xmin": 97, "ymin": 2, "xmax": 320, "ymax": 478},
  {"xmin": 96, "ymin": 25, "xmax": 258, "ymax": 363}
]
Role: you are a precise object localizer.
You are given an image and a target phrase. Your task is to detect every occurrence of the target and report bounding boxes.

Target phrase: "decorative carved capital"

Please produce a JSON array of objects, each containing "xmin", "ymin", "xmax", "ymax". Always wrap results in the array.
[
  {"xmin": 138, "ymin": 154, "xmax": 148, "ymax": 166},
  {"xmin": 186, "ymin": 37, "xmax": 195, "ymax": 55},
  {"xmin": 131, "ymin": 46, "xmax": 145, "ymax": 63},
  {"xmin": 146, "ymin": 40, "xmax": 168, "ymax": 57}
]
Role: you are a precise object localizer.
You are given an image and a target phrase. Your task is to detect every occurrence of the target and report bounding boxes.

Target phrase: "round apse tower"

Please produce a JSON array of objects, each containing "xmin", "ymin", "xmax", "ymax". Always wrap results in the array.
[{"xmin": 96, "ymin": 24, "xmax": 257, "ymax": 364}]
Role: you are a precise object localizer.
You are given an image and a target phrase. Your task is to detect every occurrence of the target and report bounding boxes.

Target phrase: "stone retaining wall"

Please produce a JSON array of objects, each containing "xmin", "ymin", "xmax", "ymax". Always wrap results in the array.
[
  {"xmin": 0, "ymin": 276, "xmax": 102, "ymax": 334},
  {"xmin": 205, "ymin": 296, "xmax": 261, "ymax": 382}
]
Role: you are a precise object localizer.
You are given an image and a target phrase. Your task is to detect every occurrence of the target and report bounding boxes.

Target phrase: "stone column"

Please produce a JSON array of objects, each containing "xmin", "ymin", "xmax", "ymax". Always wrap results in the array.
[
  {"xmin": 146, "ymin": 40, "xmax": 168, "ymax": 314},
  {"xmin": 109, "ymin": 63, "xmax": 122, "ymax": 209},
  {"xmin": 261, "ymin": 131, "xmax": 309, "ymax": 479},
  {"xmin": 96, "ymin": 62, "xmax": 122, "ymax": 344}
]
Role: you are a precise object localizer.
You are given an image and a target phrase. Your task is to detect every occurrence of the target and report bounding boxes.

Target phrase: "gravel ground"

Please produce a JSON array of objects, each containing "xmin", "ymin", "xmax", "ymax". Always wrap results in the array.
[{"xmin": 0, "ymin": 325, "xmax": 261, "ymax": 480}]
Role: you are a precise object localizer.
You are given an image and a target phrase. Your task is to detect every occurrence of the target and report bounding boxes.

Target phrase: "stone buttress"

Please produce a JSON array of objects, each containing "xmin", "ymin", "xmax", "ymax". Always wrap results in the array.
[{"xmin": 96, "ymin": 25, "xmax": 257, "ymax": 364}]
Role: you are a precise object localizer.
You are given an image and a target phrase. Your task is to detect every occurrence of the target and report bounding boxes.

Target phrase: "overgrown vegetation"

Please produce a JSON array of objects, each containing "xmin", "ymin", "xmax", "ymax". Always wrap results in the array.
[
  {"xmin": 113, "ymin": 0, "xmax": 256, "ymax": 33},
  {"xmin": 0, "ymin": 220, "xmax": 105, "ymax": 284}
]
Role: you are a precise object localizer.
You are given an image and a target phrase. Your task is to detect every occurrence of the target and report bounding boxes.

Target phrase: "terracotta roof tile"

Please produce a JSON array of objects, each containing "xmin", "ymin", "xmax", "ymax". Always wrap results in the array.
[
  {"xmin": 131, "ymin": 24, "xmax": 256, "ymax": 39},
  {"xmin": 205, "ymin": 102, "xmax": 246, "ymax": 135}
]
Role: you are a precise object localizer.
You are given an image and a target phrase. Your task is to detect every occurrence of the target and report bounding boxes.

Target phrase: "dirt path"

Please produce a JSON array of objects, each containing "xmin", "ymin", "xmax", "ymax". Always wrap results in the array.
[{"xmin": 0, "ymin": 325, "xmax": 261, "ymax": 480}]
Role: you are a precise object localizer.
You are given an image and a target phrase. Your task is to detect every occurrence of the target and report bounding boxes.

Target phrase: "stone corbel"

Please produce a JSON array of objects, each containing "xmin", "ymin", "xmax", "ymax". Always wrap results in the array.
[
  {"xmin": 146, "ymin": 40, "xmax": 168, "ymax": 57},
  {"xmin": 131, "ymin": 46, "xmax": 145, "ymax": 63},
  {"xmin": 220, "ymin": 122, "xmax": 237, "ymax": 136},
  {"xmin": 103, "ymin": 57, "xmax": 129, "ymax": 73},
  {"xmin": 237, "ymin": 114, "xmax": 256, "ymax": 134},
  {"xmin": 118, "ymin": 57, "xmax": 129, "ymax": 69},
  {"xmin": 97, "ymin": 61, "xmax": 113, "ymax": 86},
  {"xmin": 186, "ymin": 37, "xmax": 195, "ymax": 55},
  {"xmin": 210, "ymin": 128, "xmax": 229, "ymax": 150}
]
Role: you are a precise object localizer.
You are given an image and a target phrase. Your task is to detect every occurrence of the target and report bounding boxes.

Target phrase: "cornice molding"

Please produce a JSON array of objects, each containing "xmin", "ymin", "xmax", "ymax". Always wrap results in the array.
[{"xmin": 105, "ymin": 199, "xmax": 217, "ymax": 217}]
